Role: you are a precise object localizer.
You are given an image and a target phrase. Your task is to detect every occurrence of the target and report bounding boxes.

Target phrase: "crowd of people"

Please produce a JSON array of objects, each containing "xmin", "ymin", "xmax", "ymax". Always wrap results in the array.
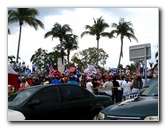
[{"xmin": 8, "ymin": 61, "xmax": 153, "ymax": 104}]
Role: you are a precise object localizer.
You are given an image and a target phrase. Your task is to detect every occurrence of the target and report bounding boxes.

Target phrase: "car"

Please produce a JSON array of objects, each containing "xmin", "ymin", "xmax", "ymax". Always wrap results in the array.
[
  {"xmin": 97, "ymin": 78, "xmax": 159, "ymax": 121},
  {"xmin": 8, "ymin": 84, "xmax": 112, "ymax": 120},
  {"xmin": 125, "ymin": 78, "xmax": 158, "ymax": 100}
]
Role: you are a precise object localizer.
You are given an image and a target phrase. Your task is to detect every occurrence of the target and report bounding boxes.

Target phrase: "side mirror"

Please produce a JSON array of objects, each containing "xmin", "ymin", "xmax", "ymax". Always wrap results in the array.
[{"xmin": 27, "ymin": 100, "xmax": 40, "ymax": 106}]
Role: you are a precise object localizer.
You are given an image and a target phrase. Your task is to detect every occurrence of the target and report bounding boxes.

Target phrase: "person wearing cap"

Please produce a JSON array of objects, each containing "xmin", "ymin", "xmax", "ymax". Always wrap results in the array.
[
  {"xmin": 99, "ymin": 75, "xmax": 113, "ymax": 97},
  {"xmin": 66, "ymin": 75, "xmax": 80, "ymax": 86}
]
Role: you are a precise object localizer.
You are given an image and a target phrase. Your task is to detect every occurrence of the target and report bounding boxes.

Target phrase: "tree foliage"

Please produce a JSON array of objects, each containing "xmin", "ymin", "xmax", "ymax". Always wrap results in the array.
[
  {"xmin": 81, "ymin": 16, "xmax": 112, "ymax": 65},
  {"xmin": 8, "ymin": 8, "xmax": 44, "ymax": 62},
  {"xmin": 30, "ymin": 48, "xmax": 61, "ymax": 71},
  {"xmin": 44, "ymin": 22, "xmax": 73, "ymax": 64},
  {"xmin": 111, "ymin": 18, "xmax": 138, "ymax": 74},
  {"xmin": 71, "ymin": 47, "xmax": 109, "ymax": 70}
]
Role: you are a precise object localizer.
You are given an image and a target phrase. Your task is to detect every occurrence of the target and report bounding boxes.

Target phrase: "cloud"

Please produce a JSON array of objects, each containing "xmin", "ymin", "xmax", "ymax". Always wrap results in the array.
[{"xmin": 8, "ymin": 7, "xmax": 159, "ymax": 69}]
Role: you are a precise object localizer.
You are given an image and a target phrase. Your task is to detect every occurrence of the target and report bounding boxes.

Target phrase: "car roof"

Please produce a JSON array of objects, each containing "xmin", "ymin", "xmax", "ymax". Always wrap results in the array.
[{"xmin": 23, "ymin": 83, "xmax": 82, "ymax": 90}]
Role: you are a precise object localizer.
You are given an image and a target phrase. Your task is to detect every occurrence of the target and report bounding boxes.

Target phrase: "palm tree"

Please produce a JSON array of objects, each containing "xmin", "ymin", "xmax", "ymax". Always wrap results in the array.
[
  {"xmin": 155, "ymin": 52, "xmax": 158, "ymax": 59},
  {"xmin": 149, "ymin": 62, "xmax": 154, "ymax": 76},
  {"xmin": 8, "ymin": 14, "xmax": 11, "ymax": 35},
  {"xmin": 8, "ymin": 55, "xmax": 15, "ymax": 63},
  {"xmin": 44, "ymin": 22, "xmax": 72, "ymax": 64},
  {"xmin": 63, "ymin": 34, "xmax": 79, "ymax": 65},
  {"xmin": 81, "ymin": 16, "xmax": 112, "ymax": 65},
  {"xmin": 8, "ymin": 8, "xmax": 44, "ymax": 63},
  {"xmin": 111, "ymin": 18, "xmax": 138, "ymax": 74}
]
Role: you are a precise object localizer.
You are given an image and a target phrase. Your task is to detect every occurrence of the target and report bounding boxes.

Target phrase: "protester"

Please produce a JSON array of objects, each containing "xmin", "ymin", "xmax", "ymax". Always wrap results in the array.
[
  {"xmin": 67, "ymin": 75, "xmax": 80, "ymax": 86},
  {"xmin": 112, "ymin": 76, "xmax": 120, "ymax": 104},
  {"xmin": 27, "ymin": 75, "xmax": 33, "ymax": 86},
  {"xmin": 50, "ymin": 75, "xmax": 61, "ymax": 84},
  {"xmin": 86, "ymin": 76, "xmax": 94, "ymax": 93},
  {"xmin": 121, "ymin": 76, "xmax": 132, "ymax": 100},
  {"xmin": 131, "ymin": 75, "xmax": 140, "ymax": 93},
  {"xmin": 80, "ymin": 74, "xmax": 87, "ymax": 88},
  {"xmin": 8, "ymin": 59, "xmax": 156, "ymax": 99},
  {"xmin": 8, "ymin": 85, "xmax": 13, "ymax": 96},
  {"xmin": 18, "ymin": 77, "xmax": 30, "ymax": 91},
  {"xmin": 99, "ymin": 75, "xmax": 113, "ymax": 97},
  {"xmin": 92, "ymin": 77, "xmax": 99, "ymax": 94}
]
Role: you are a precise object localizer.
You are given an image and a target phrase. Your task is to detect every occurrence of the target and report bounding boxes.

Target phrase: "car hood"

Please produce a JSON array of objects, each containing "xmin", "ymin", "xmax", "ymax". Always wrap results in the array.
[
  {"xmin": 102, "ymin": 96, "xmax": 158, "ymax": 117},
  {"xmin": 8, "ymin": 109, "xmax": 25, "ymax": 121}
]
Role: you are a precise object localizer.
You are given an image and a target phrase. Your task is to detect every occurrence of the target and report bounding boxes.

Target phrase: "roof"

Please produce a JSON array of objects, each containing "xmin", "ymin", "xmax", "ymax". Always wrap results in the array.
[{"xmin": 8, "ymin": 65, "xmax": 18, "ymax": 75}]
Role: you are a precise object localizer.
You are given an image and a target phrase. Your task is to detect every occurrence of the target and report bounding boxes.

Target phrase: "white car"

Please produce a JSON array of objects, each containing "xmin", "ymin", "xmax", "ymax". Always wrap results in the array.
[{"xmin": 8, "ymin": 109, "xmax": 25, "ymax": 121}]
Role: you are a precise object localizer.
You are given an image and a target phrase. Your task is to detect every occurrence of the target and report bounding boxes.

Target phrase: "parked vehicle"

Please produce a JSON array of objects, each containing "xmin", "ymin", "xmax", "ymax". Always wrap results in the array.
[
  {"xmin": 8, "ymin": 84, "xmax": 112, "ymax": 120},
  {"xmin": 125, "ymin": 78, "xmax": 158, "ymax": 100},
  {"xmin": 97, "ymin": 78, "xmax": 158, "ymax": 120}
]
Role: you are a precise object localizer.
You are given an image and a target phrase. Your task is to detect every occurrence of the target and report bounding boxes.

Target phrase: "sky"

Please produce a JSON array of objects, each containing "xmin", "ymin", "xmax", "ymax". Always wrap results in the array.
[
  {"xmin": 1, "ymin": 0, "xmax": 165, "ymax": 128},
  {"xmin": 8, "ymin": 7, "xmax": 159, "ymax": 70}
]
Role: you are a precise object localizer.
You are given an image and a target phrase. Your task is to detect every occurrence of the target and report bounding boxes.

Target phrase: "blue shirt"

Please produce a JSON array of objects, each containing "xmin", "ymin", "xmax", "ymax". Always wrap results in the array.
[
  {"xmin": 50, "ymin": 79, "xmax": 61, "ymax": 84},
  {"xmin": 67, "ymin": 80, "xmax": 80, "ymax": 86}
]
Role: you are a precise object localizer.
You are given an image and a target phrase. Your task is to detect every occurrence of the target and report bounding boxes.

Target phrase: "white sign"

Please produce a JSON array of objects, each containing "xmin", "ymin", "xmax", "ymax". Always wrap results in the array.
[{"xmin": 129, "ymin": 43, "xmax": 151, "ymax": 61}]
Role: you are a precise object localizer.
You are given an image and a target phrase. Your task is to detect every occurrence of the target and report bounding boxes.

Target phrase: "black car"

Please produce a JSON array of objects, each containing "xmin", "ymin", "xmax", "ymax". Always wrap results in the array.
[
  {"xmin": 97, "ymin": 78, "xmax": 158, "ymax": 121},
  {"xmin": 8, "ymin": 84, "xmax": 112, "ymax": 120}
]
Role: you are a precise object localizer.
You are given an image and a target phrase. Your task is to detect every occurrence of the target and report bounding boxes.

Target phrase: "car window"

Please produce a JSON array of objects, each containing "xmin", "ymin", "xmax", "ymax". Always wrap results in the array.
[
  {"xmin": 82, "ymin": 88, "xmax": 94, "ymax": 99},
  {"xmin": 8, "ymin": 88, "xmax": 38, "ymax": 106},
  {"xmin": 60, "ymin": 86, "xmax": 82, "ymax": 101},
  {"xmin": 142, "ymin": 79, "xmax": 158, "ymax": 96},
  {"xmin": 60, "ymin": 86, "xmax": 92, "ymax": 102},
  {"xmin": 30, "ymin": 86, "xmax": 60, "ymax": 105},
  {"xmin": 146, "ymin": 79, "xmax": 157, "ymax": 87},
  {"xmin": 8, "ymin": 92, "xmax": 18, "ymax": 102}
]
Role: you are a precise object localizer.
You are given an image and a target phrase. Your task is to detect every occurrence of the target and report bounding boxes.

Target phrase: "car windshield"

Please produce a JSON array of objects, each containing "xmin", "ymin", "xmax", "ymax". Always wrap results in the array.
[
  {"xmin": 146, "ymin": 78, "xmax": 158, "ymax": 87},
  {"xmin": 8, "ymin": 87, "xmax": 39, "ymax": 106},
  {"xmin": 142, "ymin": 79, "xmax": 158, "ymax": 96}
]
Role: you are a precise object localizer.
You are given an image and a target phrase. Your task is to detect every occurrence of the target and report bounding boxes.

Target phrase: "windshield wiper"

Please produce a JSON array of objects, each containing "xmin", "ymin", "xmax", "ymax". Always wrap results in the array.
[
  {"xmin": 153, "ymin": 94, "xmax": 158, "ymax": 96},
  {"xmin": 140, "ymin": 94, "xmax": 148, "ymax": 96},
  {"xmin": 13, "ymin": 97, "xmax": 20, "ymax": 101}
]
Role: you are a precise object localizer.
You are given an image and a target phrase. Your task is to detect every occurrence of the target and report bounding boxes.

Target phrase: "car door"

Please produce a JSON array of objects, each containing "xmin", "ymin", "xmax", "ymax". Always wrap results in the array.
[
  {"xmin": 59, "ymin": 85, "xmax": 95, "ymax": 120},
  {"xmin": 24, "ymin": 86, "xmax": 63, "ymax": 120}
]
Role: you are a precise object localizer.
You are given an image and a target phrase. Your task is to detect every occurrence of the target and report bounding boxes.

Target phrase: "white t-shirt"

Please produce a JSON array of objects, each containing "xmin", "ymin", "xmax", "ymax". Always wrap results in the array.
[
  {"xmin": 102, "ymin": 81, "xmax": 113, "ymax": 96},
  {"xmin": 122, "ymin": 81, "xmax": 131, "ymax": 96},
  {"xmin": 20, "ymin": 82, "xmax": 30, "ymax": 89},
  {"xmin": 86, "ymin": 82, "xmax": 93, "ymax": 93}
]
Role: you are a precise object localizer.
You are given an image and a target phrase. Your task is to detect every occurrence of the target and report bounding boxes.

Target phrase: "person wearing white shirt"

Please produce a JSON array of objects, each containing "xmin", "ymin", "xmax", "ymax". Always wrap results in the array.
[
  {"xmin": 122, "ymin": 77, "xmax": 132, "ymax": 100},
  {"xmin": 86, "ymin": 77, "xmax": 93, "ymax": 93},
  {"xmin": 101, "ymin": 76, "xmax": 113, "ymax": 96}
]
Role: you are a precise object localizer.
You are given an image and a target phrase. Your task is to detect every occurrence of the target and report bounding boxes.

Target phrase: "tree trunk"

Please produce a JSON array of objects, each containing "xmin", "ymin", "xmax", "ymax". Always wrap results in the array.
[
  {"xmin": 16, "ymin": 25, "xmax": 22, "ymax": 63},
  {"xmin": 96, "ymin": 39, "xmax": 99, "ymax": 65},
  {"xmin": 60, "ymin": 39, "xmax": 64, "ymax": 65},
  {"xmin": 61, "ymin": 48, "xmax": 64, "ymax": 65},
  {"xmin": 67, "ymin": 50, "xmax": 70, "ymax": 66},
  {"xmin": 117, "ymin": 37, "xmax": 123, "ymax": 74}
]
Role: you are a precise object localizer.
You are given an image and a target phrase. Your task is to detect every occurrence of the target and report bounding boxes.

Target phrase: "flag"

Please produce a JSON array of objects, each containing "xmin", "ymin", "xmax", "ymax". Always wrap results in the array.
[
  {"xmin": 110, "ymin": 68, "xmax": 116, "ymax": 75},
  {"xmin": 25, "ymin": 70, "xmax": 32, "ymax": 75}
]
